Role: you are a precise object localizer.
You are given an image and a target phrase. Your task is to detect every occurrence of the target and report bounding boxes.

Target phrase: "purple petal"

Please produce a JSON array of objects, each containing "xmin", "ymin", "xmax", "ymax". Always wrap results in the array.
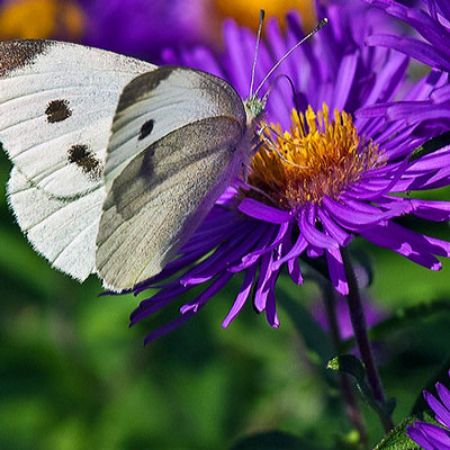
[
  {"xmin": 425, "ymin": 391, "xmax": 450, "ymax": 429},
  {"xmin": 299, "ymin": 206, "xmax": 339, "ymax": 249},
  {"xmin": 254, "ymin": 253, "xmax": 273, "ymax": 312},
  {"xmin": 436, "ymin": 0, "xmax": 450, "ymax": 19},
  {"xmin": 317, "ymin": 208, "xmax": 352, "ymax": 246},
  {"xmin": 265, "ymin": 278, "xmax": 280, "ymax": 328},
  {"xmin": 180, "ymin": 225, "xmax": 267, "ymax": 285},
  {"xmin": 414, "ymin": 422, "xmax": 450, "ymax": 449},
  {"xmin": 367, "ymin": 34, "xmax": 450, "ymax": 72},
  {"xmin": 360, "ymin": 54, "xmax": 409, "ymax": 107},
  {"xmin": 130, "ymin": 284, "xmax": 190, "ymax": 325},
  {"xmin": 228, "ymin": 225, "xmax": 275, "ymax": 272},
  {"xmin": 436, "ymin": 383, "xmax": 450, "ymax": 427},
  {"xmin": 360, "ymin": 222, "xmax": 443, "ymax": 270},
  {"xmin": 387, "ymin": 102, "xmax": 450, "ymax": 123},
  {"xmin": 410, "ymin": 199, "xmax": 450, "ymax": 222},
  {"xmin": 238, "ymin": 198, "xmax": 291, "ymax": 224},
  {"xmin": 407, "ymin": 424, "xmax": 439, "ymax": 450},
  {"xmin": 180, "ymin": 272, "xmax": 233, "ymax": 314},
  {"xmin": 323, "ymin": 197, "xmax": 391, "ymax": 227},
  {"xmin": 243, "ymin": 222, "xmax": 290, "ymax": 262},
  {"xmin": 272, "ymin": 232, "xmax": 308, "ymax": 270},
  {"xmin": 144, "ymin": 312, "xmax": 195, "ymax": 345},
  {"xmin": 326, "ymin": 247, "xmax": 349, "ymax": 295},
  {"xmin": 222, "ymin": 264, "xmax": 257, "ymax": 328},
  {"xmin": 288, "ymin": 257, "xmax": 303, "ymax": 285},
  {"xmin": 332, "ymin": 53, "xmax": 358, "ymax": 110},
  {"xmin": 223, "ymin": 20, "xmax": 251, "ymax": 96}
]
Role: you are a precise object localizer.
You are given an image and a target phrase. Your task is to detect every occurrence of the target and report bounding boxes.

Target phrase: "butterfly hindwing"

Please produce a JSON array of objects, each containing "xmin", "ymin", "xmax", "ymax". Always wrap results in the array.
[
  {"xmin": 96, "ymin": 117, "xmax": 245, "ymax": 291},
  {"xmin": 7, "ymin": 168, "xmax": 105, "ymax": 281},
  {"xmin": 103, "ymin": 66, "xmax": 247, "ymax": 188}
]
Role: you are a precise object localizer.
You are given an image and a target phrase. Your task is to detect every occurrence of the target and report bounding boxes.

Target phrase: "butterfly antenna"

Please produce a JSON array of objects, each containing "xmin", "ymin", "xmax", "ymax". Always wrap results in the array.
[
  {"xmin": 262, "ymin": 73, "xmax": 302, "ymax": 115},
  {"xmin": 249, "ymin": 9, "xmax": 266, "ymax": 98},
  {"xmin": 253, "ymin": 17, "xmax": 328, "ymax": 98}
]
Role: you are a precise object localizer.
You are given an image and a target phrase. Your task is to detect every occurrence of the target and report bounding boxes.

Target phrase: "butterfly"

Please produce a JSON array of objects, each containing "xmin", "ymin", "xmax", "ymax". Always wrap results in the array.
[{"xmin": 0, "ymin": 16, "xmax": 327, "ymax": 292}]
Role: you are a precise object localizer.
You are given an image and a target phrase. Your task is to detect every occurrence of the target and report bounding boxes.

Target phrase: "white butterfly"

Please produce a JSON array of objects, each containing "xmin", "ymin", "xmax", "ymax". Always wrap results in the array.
[{"xmin": 0, "ymin": 18, "xmax": 326, "ymax": 291}]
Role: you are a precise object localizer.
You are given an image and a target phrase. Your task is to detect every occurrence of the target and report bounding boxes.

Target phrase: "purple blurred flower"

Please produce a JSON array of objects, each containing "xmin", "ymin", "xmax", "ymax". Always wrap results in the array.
[
  {"xmin": 407, "ymin": 371, "xmax": 450, "ymax": 450},
  {"xmin": 131, "ymin": 8, "xmax": 450, "ymax": 344},
  {"xmin": 80, "ymin": 0, "xmax": 214, "ymax": 60},
  {"xmin": 313, "ymin": 295, "xmax": 386, "ymax": 341},
  {"xmin": 360, "ymin": 0, "xmax": 450, "ymax": 127},
  {"xmin": 365, "ymin": 0, "xmax": 450, "ymax": 72}
]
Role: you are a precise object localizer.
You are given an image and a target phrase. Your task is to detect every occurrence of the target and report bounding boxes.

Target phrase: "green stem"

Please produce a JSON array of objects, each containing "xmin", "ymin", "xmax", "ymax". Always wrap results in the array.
[
  {"xmin": 342, "ymin": 248, "xmax": 394, "ymax": 433},
  {"xmin": 322, "ymin": 283, "xmax": 368, "ymax": 447}
]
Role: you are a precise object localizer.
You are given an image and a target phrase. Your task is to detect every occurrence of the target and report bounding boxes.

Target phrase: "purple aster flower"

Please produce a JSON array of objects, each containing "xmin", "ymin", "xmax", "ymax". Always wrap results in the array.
[
  {"xmin": 131, "ymin": 9, "xmax": 450, "ymax": 344},
  {"xmin": 80, "ymin": 0, "xmax": 214, "ymax": 60},
  {"xmin": 407, "ymin": 371, "xmax": 450, "ymax": 450},
  {"xmin": 360, "ymin": 0, "xmax": 450, "ymax": 127},
  {"xmin": 364, "ymin": 0, "xmax": 450, "ymax": 72}
]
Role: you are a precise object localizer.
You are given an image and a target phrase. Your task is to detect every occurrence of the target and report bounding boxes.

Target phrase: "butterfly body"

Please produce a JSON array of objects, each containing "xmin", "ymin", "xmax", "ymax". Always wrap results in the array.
[{"xmin": 0, "ymin": 40, "xmax": 262, "ymax": 290}]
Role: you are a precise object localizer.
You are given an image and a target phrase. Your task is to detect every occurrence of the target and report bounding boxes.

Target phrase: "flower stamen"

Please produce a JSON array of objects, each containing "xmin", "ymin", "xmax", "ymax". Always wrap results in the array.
[{"xmin": 248, "ymin": 103, "xmax": 382, "ymax": 209}]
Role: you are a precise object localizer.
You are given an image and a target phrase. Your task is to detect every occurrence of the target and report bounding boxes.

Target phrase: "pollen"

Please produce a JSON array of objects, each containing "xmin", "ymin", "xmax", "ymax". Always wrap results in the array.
[{"xmin": 248, "ymin": 104, "xmax": 382, "ymax": 209}]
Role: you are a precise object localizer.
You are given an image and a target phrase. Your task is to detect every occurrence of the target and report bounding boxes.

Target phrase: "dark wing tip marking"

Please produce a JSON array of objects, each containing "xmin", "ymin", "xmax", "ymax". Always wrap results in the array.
[
  {"xmin": 116, "ymin": 66, "xmax": 175, "ymax": 113},
  {"xmin": 68, "ymin": 144, "xmax": 103, "ymax": 180},
  {"xmin": 46, "ymin": 99, "xmax": 72, "ymax": 123},
  {"xmin": 138, "ymin": 119, "xmax": 154, "ymax": 141},
  {"xmin": 0, "ymin": 40, "xmax": 48, "ymax": 77}
]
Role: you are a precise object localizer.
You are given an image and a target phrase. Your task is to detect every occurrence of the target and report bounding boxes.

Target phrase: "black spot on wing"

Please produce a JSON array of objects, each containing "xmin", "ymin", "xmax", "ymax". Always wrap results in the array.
[
  {"xmin": 46, "ymin": 99, "xmax": 72, "ymax": 123},
  {"xmin": 0, "ymin": 40, "xmax": 48, "ymax": 77},
  {"xmin": 138, "ymin": 119, "xmax": 154, "ymax": 141},
  {"xmin": 68, "ymin": 144, "xmax": 102, "ymax": 180}
]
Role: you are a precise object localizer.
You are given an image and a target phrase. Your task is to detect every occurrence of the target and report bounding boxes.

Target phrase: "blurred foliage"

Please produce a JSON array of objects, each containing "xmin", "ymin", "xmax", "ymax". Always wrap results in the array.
[
  {"xmin": 1, "ymin": 144, "xmax": 450, "ymax": 449},
  {"xmin": 0, "ymin": 1, "xmax": 450, "ymax": 449}
]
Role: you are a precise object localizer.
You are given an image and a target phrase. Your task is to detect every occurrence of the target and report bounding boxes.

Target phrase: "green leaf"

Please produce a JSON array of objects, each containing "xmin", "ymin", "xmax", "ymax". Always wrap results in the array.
[
  {"xmin": 230, "ymin": 431, "xmax": 322, "ymax": 450},
  {"xmin": 412, "ymin": 356, "xmax": 450, "ymax": 416},
  {"xmin": 327, "ymin": 355, "xmax": 366, "ymax": 382},
  {"xmin": 342, "ymin": 300, "xmax": 450, "ymax": 352},
  {"xmin": 373, "ymin": 418, "xmax": 419, "ymax": 450},
  {"xmin": 327, "ymin": 355, "xmax": 394, "ymax": 430},
  {"xmin": 409, "ymin": 131, "xmax": 450, "ymax": 162}
]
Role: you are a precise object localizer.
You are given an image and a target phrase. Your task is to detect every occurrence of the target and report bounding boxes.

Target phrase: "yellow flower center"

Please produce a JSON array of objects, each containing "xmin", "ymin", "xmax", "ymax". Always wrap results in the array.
[
  {"xmin": 248, "ymin": 104, "xmax": 382, "ymax": 209},
  {"xmin": 0, "ymin": 0, "xmax": 85, "ymax": 40}
]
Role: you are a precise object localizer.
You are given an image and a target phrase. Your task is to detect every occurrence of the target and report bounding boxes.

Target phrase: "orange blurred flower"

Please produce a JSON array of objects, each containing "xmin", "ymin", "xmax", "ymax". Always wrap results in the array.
[
  {"xmin": 0, "ymin": 0, "xmax": 84, "ymax": 40},
  {"xmin": 215, "ymin": 0, "xmax": 316, "ymax": 31}
]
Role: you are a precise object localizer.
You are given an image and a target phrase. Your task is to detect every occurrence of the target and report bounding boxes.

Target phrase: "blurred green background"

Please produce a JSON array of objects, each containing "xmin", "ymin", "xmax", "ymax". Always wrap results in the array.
[
  {"xmin": 2, "ymin": 149, "xmax": 450, "ymax": 450},
  {"xmin": 1, "ymin": 1, "xmax": 450, "ymax": 449}
]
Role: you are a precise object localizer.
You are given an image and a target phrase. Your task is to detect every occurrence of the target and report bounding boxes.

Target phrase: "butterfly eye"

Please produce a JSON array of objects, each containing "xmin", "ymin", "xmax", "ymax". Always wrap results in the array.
[
  {"xmin": 68, "ymin": 144, "xmax": 102, "ymax": 180},
  {"xmin": 138, "ymin": 119, "xmax": 155, "ymax": 141},
  {"xmin": 45, "ymin": 99, "xmax": 72, "ymax": 123}
]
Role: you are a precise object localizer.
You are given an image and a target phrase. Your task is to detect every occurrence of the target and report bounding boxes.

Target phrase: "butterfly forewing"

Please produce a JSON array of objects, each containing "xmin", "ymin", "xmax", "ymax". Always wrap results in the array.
[
  {"xmin": 0, "ymin": 40, "xmax": 154, "ymax": 198},
  {"xmin": 0, "ymin": 40, "xmax": 154, "ymax": 281}
]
